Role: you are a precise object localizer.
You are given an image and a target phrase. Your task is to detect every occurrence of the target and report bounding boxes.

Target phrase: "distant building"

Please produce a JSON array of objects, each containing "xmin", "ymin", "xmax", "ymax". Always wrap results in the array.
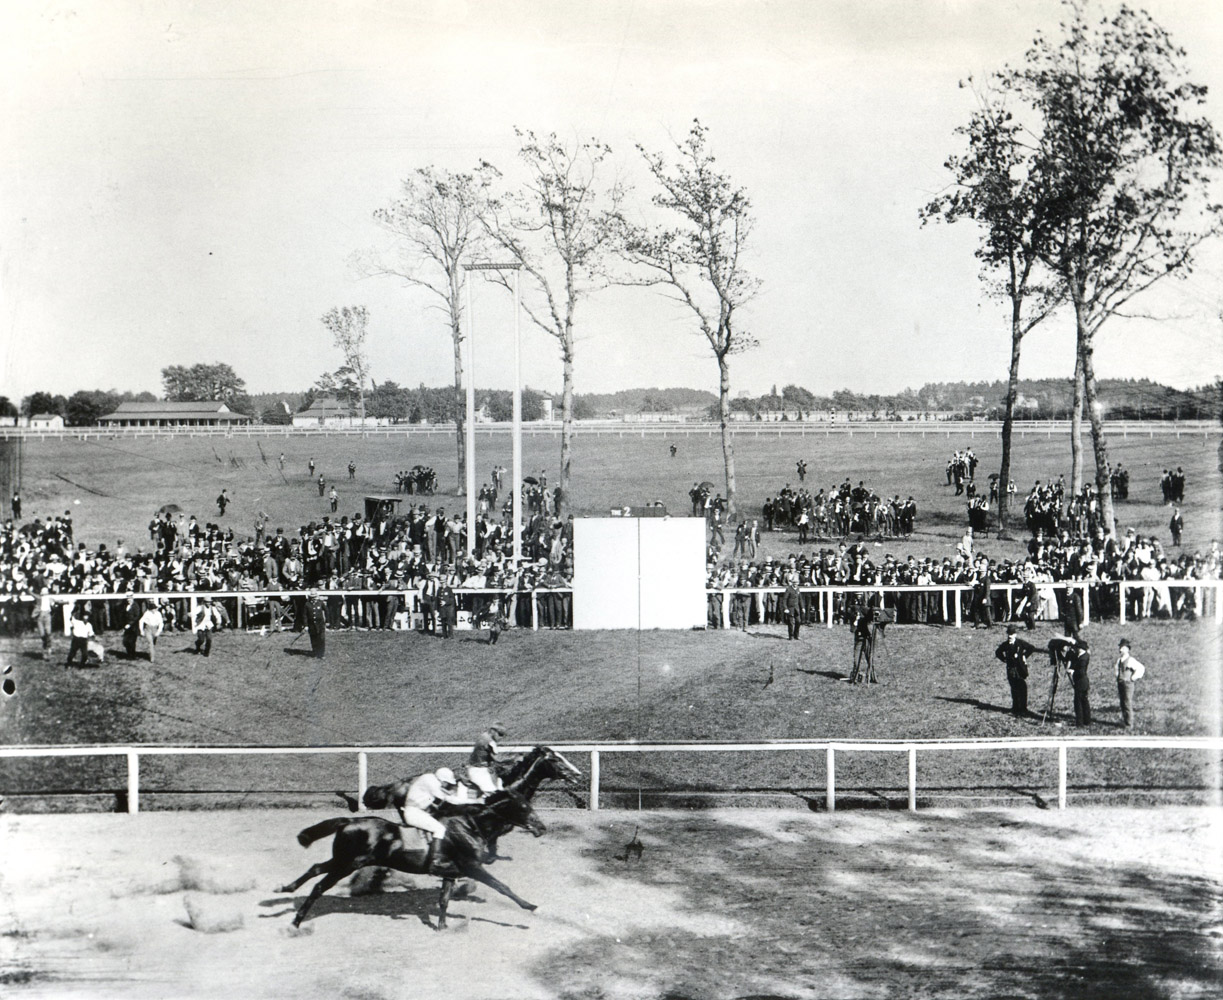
[
  {"xmin": 291, "ymin": 395, "xmax": 382, "ymax": 428},
  {"xmin": 98, "ymin": 401, "xmax": 251, "ymax": 428},
  {"xmin": 28, "ymin": 413, "xmax": 65, "ymax": 430},
  {"xmin": 539, "ymin": 394, "xmax": 555, "ymax": 422}
]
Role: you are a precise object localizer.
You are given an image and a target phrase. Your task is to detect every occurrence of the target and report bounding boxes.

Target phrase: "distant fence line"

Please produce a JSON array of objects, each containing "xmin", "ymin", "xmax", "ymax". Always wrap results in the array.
[
  {"xmin": 2, "ymin": 737, "xmax": 1220, "ymax": 815},
  {"xmin": 1, "ymin": 420, "xmax": 1219, "ymax": 442},
  {"xmin": 0, "ymin": 579, "xmax": 1216, "ymax": 637}
]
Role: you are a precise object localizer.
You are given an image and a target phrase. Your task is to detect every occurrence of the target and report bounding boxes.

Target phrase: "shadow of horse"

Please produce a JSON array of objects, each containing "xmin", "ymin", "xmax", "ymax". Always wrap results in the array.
[{"xmin": 260, "ymin": 882, "xmax": 447, "ymax": 928}]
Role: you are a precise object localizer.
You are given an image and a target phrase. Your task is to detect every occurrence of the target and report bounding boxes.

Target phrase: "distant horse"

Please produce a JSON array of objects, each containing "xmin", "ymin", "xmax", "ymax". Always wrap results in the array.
[
  {"xmin": 280, "ymin": 788, "xmax": 545, "ymax": 930},
  {"xmin": 341, "ymin": 745, "xmax": 584, "ymax": 819}
]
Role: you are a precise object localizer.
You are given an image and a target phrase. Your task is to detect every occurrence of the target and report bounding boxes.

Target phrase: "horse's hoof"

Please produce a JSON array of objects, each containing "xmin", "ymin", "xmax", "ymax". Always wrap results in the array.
[{"xmin": 523, "ymin": 903, "xmax": 538, "ymax": 912}]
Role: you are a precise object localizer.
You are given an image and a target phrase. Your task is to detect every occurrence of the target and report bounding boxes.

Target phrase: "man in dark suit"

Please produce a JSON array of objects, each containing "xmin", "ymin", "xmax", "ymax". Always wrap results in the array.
[
  {"xmin": 305, "ymin": 590, "xmax": 327, "ymax": 658},
  {"xmin": 995, "ymin": 625, "xmax": 1038, "ymax": 717},
  {"xmin": 782, "ymin": 573, "xmax": 802, "ymax": 640}
]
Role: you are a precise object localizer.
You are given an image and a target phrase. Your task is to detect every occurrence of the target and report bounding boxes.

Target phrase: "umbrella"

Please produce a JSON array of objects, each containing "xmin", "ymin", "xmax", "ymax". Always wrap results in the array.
[
  {"xmin": 987, "ymin": 473, "xmax": 1000, "ymax": 481},
  {"xmin": 699, "ymin": 481, "xmax": 716, "ymax": 491},
  {"xmin": 523, "ymin": 476, "xmax": 539, "ymax": 485},
  {"xmin": 158, "ymin": 503, "xmax": 183, "ymax": 515}
]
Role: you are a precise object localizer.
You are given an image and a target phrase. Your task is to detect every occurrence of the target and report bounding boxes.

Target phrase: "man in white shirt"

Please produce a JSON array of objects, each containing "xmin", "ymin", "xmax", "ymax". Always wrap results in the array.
[
  {"xmin": 1115, "ymin": 638, "xmax": 1146, "ymax": 728},
  {"xmin": 400, "ymin": 767, "xmax": 465, "ymax": 844},
  {"xmin": 193, "ymin": 597, "xmax": 218, "ymax": 657},
  {"xmin": 139, "ymin": 601, "xmax": 165, "ymax": 663},
  {"xmin": 65, "ymin": 609, "xmax": 95, "ymax": 668}
]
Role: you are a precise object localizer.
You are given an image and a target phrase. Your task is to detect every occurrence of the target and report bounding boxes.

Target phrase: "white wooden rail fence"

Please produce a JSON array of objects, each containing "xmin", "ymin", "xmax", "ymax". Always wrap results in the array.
[
  {"xmin": 8, "ymin": 579, "xmax": 1218, "ymax": 635},
  {"xmin": 2, "ymin": 737, "xmax": 1219, "ymax": 815}
]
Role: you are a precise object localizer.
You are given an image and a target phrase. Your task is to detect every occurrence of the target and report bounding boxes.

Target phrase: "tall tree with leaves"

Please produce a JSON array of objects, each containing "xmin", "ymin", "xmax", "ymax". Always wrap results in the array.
[
  {"xmin": 320, "ymin": 306, "xmax": 371, "ymax": 423},
  {"xmin": 624, "ymin": 120, "xmax": 760, "ymax": 520},
  {"xmin": 161, "ymin": 362, "xmax": 247, "ymax": 404},
  {"xmin": 923, "ymin": 83, "xmax": 1065, "ymax": 533},
  {"xmin": 371, "ymin": 169, "xmax": 490, "ymax": 494},
  {"xmin": 1011, "ymin": 1, "xmax": 1222, "ymax": 537},
  {"xmin": 480, "ymin": 130, "xmax": 622, "ymax": 514}
]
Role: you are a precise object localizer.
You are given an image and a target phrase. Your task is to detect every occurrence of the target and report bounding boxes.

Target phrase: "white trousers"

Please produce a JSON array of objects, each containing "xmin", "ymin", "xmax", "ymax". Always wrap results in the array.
[
  {"xmin": 402, "ymin": 805, "xmax": 446, "ymax": 838},
  {"xmin": 467, "ymin": 766, "xmax": 501, "ymax": 794}
]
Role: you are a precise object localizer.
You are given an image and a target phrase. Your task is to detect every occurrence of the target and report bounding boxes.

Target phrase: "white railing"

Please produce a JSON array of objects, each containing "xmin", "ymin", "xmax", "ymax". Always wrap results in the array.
[
  {"xmin": 1, "ymin": 420, "xmax": 1218, "ymax": 441},
  {"xmin": 2, "ymin": 737, "xmax": 1219, "ymax": 815},
  {"xmin": 2, "ymin": 578, "xmax": 1215, "ymax": 638},
  {"xmin": 706, "ymin": 579, "xmax": 1222, "ymax": 628}
]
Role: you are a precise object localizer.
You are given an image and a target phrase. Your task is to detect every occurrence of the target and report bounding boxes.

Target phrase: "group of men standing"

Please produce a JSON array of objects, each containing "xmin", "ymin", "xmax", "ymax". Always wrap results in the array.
[{"xmin": 995, "ymin": 628, "xmax": 1147, "ymax": 728}]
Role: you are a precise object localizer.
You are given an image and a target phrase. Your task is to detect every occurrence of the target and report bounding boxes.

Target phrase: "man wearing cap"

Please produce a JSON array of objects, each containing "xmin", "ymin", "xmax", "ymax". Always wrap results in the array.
[
  {"xmin": 400, "ymin": 767, "xmax": 466, "ymax": 846},
  {"xmin": 1115, "ymin": 638, "xmax": 1146, "ymax": 728},
  {"xmin": 995, "ymin": 625, "xmax": 1039, "ymax": 717},
  {"xmin": 467, "ymin": 723, "xmax": 508, "ymax": 796},
  {"xmin": 782, "ymin": 572, "xmax": 802, "ymax": 640}
]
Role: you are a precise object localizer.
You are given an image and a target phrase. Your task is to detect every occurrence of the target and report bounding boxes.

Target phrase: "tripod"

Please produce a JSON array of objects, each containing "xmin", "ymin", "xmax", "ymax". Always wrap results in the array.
[
  {"xmin": 1040, "ymin": 651, "xmax": 1066, "ymax": 724},
  {"xmin": 848, "ymin": 621, "xmax": 886, "ymax": 684}
]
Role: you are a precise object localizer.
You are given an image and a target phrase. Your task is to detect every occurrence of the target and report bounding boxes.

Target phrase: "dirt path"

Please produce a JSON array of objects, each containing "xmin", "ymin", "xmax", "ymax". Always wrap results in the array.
[{"xmin": 2, "ymin": 807, "xmax": 1220, "ymax": 1000}]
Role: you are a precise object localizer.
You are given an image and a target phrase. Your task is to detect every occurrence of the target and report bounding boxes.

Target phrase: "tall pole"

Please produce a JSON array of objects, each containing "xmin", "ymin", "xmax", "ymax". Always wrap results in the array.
[
  {"xmin": 512, "ymin": 267, "xmax": 523, "ymax": 566},
  {"xmin": 465, "ymin": 274, "xmax": 476, "ymax": 557}
]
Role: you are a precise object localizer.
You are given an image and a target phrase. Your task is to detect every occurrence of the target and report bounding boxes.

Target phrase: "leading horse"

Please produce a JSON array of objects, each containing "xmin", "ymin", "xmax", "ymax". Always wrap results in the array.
[
  {"xmin": 279, "ymin": 787, "xmax": 545, "ymax": 930},
  {"xmin": 340, "ymin": 745, "xmax": 584, "ymax": 818}
]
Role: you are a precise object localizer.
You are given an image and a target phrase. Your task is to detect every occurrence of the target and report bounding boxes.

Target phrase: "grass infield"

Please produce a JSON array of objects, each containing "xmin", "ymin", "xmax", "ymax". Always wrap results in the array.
[{"xmin": 2, "ymin": 426, "xmax": 1220, "ymax": 810}]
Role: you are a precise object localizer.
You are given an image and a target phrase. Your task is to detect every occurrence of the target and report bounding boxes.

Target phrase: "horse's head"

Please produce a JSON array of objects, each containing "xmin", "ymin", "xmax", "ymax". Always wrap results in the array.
[
  {"xmin": 484, "ymin": 788, "xmax": 546, "ymax": 838},
  {"xmin": 538, "ymin": 746, "xmax": 583, "ymax": 784}
]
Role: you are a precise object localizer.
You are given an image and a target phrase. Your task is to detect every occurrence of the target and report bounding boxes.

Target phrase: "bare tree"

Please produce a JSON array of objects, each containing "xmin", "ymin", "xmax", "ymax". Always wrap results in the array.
[
  {"xmin": 924, "ymin": 82, "xmax": 1065, "ymax": 533},
  {"xmin": 320, "ymin": 306, "xmax": 371, "ymax": 422},
  {"xmin": 624, "ymin": 120, "xmax": 760, "ymax": 521},
  {"xmin": 369, "ymin": 168, "xmax": 490, "ymax": 493},
  {"xmin": 480, "ymin": 129, "xmax": 622, "ymax": 514}
]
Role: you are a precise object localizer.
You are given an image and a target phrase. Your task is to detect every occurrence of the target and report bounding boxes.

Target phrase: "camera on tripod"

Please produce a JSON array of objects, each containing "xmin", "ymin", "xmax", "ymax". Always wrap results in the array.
[{"xmin": 870, "ymin": 608, "xmax": 895, "ymax": 625}]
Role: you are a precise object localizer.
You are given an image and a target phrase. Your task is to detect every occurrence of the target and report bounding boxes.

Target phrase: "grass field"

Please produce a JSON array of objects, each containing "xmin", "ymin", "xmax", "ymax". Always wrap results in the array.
[
  {"xmin": 3, "ymin": 614, "xmax": 1219, "ymax": 809},
  {"xmin": 12, "ymin": 425, "xmax": 1223, "ymax": 565},
  {"xmin": 3, "ymin": 426, "xmax": 1222, "ymax": 810}
]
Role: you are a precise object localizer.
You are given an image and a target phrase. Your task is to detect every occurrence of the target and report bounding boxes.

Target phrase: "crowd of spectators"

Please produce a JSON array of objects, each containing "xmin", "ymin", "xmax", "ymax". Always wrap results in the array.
[
  {"xmin": 759, "ymin": 480, "xmax": 917, "ymax": 542},
  {"xmin": 705, "ymin": 524, "xmax": 1220, "ymax": 629},
  {"xmin": 0, "ymin": 496, "xmax": 575, "ymax": 637}
]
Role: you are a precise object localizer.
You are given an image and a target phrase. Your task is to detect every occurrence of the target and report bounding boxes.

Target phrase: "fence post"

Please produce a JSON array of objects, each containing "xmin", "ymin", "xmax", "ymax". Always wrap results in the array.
[
  {"xmin": 127, "ymin": 750, "xmax": 139, "ymax": 815},
  {"xmin": 1215, "ymin": 583, "xmax": 1222, "ymax": 624},
  {"xmin": 1057, "ymin": 744, "xmax": 1067, "ymax": 810},
  {"xmin": 721, "ymin": 591, "xmax": 729, "ymax": 629},
  {"xmin": 589, "ymin": 749, "xmax": 600, "ymax": 811},
  {"xmin": 826, "ymin": 747, "xmax": 836, "ymax": 813},
  {"xmin": 827, "ymin": 591, "xmax": 834, "ymax": 629},
  {"xmin": 953, "ymin": 588, "xmax": 961, "ymax": 628},
  {"xmin": 1119, "ymin": 583, "xmax": 1126, "ymax": 625},
  {"xmin": 531, "ymin": 593, "xmax": 538, "ymax": 631},
  {"xmin": 1080, "ymin": 584, "xmax": 1089, "ymax": 626},
  {"xmin": 357, "ymin": 751, "xmax": 368, "ymax": 804},
  {"xmin": 908, "ymin": 747, "xmax": 917, "ymax": 812}
]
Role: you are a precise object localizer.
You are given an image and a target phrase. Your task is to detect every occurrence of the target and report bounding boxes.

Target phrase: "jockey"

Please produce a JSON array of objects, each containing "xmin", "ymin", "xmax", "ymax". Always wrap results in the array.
[
  {"xmin": 400, "ymin": 767, "xmax": 465, "ymax": 843},
  {"xmin": 466, "ymin": 723, "xmax": 508, "ymax": 796}
]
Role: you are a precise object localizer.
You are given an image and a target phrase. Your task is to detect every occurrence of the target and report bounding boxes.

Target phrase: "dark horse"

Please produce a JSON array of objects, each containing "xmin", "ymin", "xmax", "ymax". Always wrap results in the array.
[
  {"xmin": 280, "ymin": 787, "xmax": 545, "ymax": 930},
  {"xmin": 340, "ymin": 745, "xmax": 584, "ymax": 819}
]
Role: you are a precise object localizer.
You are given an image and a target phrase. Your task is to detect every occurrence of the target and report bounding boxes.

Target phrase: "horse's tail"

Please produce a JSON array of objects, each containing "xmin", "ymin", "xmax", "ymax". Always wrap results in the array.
[{"xmin": 297, "ymin": 817, "xmax": 350, "ymax": 848}]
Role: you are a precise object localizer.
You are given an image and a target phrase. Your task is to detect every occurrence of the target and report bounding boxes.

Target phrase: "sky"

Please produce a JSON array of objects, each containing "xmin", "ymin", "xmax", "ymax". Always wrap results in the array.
[{"xmin": 2, "ymin": 0, "xmax": 1221, "ymax": 404}]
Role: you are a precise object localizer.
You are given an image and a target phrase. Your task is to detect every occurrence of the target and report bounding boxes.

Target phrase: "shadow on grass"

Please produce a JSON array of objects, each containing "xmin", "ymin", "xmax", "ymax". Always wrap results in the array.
[
  {"xmin": 528, "ymin": 811, "xmax": 1222, "ymax": 1000},
  {"xmin": 935, "ymin": 694, "xmax": 1015, "ymax": 716}
]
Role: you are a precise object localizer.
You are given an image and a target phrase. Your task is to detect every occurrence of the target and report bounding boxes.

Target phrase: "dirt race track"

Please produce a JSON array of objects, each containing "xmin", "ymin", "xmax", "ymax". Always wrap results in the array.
[{"xmin": 2, "ymin": 806, "xmax": 1221, "ymax": 1000}]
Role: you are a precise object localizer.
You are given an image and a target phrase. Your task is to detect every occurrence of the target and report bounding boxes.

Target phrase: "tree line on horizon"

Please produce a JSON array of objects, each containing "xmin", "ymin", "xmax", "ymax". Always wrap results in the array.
[{"xmin": 8, "ymin": 374, "xmax": 1219, "ymax": 428}]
